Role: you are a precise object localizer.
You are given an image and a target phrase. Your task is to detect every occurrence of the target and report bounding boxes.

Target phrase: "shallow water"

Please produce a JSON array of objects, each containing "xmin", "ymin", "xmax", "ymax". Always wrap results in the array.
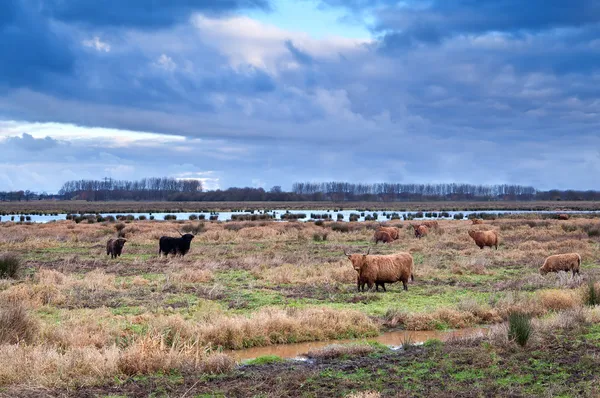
[
  {"xmin": 2, "ymin": 209, "xmax": 599, "ymax": 223},
  {"xmin": 226, "ymin": 327, "xmax": 488, "ymax": 361}
]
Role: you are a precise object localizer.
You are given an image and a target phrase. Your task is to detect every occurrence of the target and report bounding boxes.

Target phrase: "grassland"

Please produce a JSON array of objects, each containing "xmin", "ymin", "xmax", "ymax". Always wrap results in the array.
[
  {"xmin": 0, "ymin": 215, "xmax": 600, "ymax": 396},
  {"xmin": 2, "ymin": 199, "xmax": 600, "ymax": 214}
]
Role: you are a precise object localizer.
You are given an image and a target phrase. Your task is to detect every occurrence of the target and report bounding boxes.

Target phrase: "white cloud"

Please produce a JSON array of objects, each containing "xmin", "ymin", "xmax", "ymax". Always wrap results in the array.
[
  {"xmin": 154, "ymin": 54, "xmax": 177, "ymax": 71},
  {"xmin": 82, "ymin": 36, "xmax": 111, "ymax": 52}
]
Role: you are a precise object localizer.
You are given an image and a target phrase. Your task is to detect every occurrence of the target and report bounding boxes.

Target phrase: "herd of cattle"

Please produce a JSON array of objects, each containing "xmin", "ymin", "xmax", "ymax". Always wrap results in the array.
[{"xmin": 105, "ymin": 221, "xmax": 582, "ymax": 293}]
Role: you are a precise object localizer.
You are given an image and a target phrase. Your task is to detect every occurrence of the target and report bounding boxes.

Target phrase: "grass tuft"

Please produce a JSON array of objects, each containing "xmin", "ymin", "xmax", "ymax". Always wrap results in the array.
[
  {"xmin": 508, "ymin": 312, "xmax": 532, "ymax": 347},
  {"xmin": 0, "ymin": 253, "xmax": 22, "ymax": 279}
]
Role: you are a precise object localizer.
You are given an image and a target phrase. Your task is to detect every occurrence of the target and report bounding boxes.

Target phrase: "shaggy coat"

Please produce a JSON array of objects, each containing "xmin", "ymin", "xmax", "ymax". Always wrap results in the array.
[
  {"xmin": 468, "ymin": 229, "xmax": 498, "ymax": 249},
  {"xmin": 377, "ymin": 226, "xmax": 399, "ymax": 240},
  {"xmin": 106, "ymin": 238, "xmax": 127, "ymax": 259},
  {"xmin": 347, "ymin": 252, "xmax": 414, "ymax": 292},
  {"xmin": 413, "ymin": 224, "xmax": 429, "ymax": 239},
  {"xmin": 158, "ymin": 234, "xmax": 195, "ymax": 257},
  {"xmin": 421, "ymin": 220, "xmax": 439, "ymax": 229},
  {"xmin": 539, "ymin": 253, "xmax": 581, "ymax": 276},
  {"xmin": 557, "ymin": 214, "xmax": 570, "ymax": 220},
  {"xmin": 471, "ymin": 219, "xmax": 484, "ymax": 225},
  {"xmin": 373, "ymin": 230, "xmax": 394, "ymax": 244}
]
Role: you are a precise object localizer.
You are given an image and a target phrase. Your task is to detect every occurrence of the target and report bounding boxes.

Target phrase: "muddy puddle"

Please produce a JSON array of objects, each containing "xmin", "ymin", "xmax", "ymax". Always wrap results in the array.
[{"xmin": 226, "ymin": 327, "xmax": 488, "ymax": 362}]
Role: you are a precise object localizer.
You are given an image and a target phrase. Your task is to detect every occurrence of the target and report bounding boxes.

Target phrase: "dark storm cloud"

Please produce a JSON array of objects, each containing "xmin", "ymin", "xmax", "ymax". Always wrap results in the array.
[
  {"xmin": 0, "ymin": 0, "xmax": 599, "ymax": 191},
  {"xmin": 0, "ymin": 0, "xmax": 75, "ymax": 88},
  {"xmin": 42, "ymin": 0, "xmax": 270, "ymax": 28}
]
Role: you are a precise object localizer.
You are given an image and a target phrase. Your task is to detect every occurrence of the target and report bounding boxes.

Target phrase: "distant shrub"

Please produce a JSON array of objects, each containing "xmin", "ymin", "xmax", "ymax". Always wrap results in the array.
[
  {"xmin": 126, "ymin": 215, "xmax": 135, "ymax": 221},
  {"xmin": 453, "ymin": 213, "xmax": 464, "ymax": 220},
  {"xmin": 415, "ymin": 212, "xmax": 423, "ymax": 218},
  {"xmin": 164, "ymin": 214, "xmax": 177, "ymax": 221},
  {"xmin": 508, "ymin": 312, "xmax": 532, "ymax": 347},
  {"xmin": 189, "ymin": 214, "xmax": 198, "ymax": 221},
  {"xmin": 280, "ymin": 213, "xmax": 306, "ymax": 220},
  {"xmin": 561, "ymin": 224, "xmax": 578, "ymax": 232},
  {"xmin": 312, "ymin": 232, "xmax": 328, "ymax": 242},
  {"xmin": 138, "ymin": 215, "xmax": 147, "ymax": 221},
  {"xmin": 149, "ymin": 216, "xmax": 155, "ymax": 221},
  {"xmin": 440, "ymin": 212, "xmax": 450, "ymax": 218},
  {"xmin": 0, "ymin": 253, "xmax": 22, "ymax": 279},
  {"xmin": 19, "ymin": 216, "xmax": 25, "ymax": 222},
  {"xmin": 104, "ymin": 215, "xmax": 116, "ymax": 222},
  {"xmin": 337, "ymin": 213, "xmax": 344, "ymax": 220},
  {"xmin": 349, "ymin": 213, "xmax": 360, "ymax": 222},
  {"xmin": 181, "ymin": 222, "xmax": 205, "ymax": 235},
  {"xmin": 315, "ymin": 220, "xmax": 324, "ymax": 227},
  {"xmin": 330, "ymin": 223, "xmax": 350, "ymax": 233},
  {"xmin": 209, "ymin": 215, "xmax": 218, "ymax": 221}
]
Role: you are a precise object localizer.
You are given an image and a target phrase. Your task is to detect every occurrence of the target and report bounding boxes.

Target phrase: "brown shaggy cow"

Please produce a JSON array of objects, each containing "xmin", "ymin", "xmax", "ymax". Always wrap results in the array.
[
  {"xmin": 471, "ymin": 219, "xmax": 484, "ymax": 225},
  {"xmin": 468, "ymin": 229, "xmax": 498, "ymax": 249},
  {"xmin": 374, "ymin": 230, "xmax": 394, "ymax": 244},
  {"xmin": 412, "ymin": 224, "xmax": 429, "ymax": 239},
  {"xmin": 106, "ymin": 238, "xmax": 127, "ymax": 259},
  {"xmin": 345, "ymin": 248, "xmax": 414, "ymax": 292},
  {"xmin": 377, "ymin": 226, "xmax": 399, "ymax": 240},
  {"xmin": 421, "ymin": 220, "xmax": 438, "ymax": 229},
  {"xmin": 557, "ymin": 214, "xmax": 570, "ymax": 220},
  {"xmin": 539, "ymin": 253, "xmax": 581, "ymax": 276}
]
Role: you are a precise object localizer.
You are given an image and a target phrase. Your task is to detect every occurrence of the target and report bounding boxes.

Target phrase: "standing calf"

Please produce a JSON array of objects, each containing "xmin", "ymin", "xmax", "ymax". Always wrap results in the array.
[
  {"xmin": 106, "ymin": 238, "xmax": 127, "ymax": 259},
  {"xmin": 539, "ymin": 253, "xmax": 581, "ymax": 276},
  {"xmin": 412, "ymin": 224, "xmax": 429, "ymax": 239}
]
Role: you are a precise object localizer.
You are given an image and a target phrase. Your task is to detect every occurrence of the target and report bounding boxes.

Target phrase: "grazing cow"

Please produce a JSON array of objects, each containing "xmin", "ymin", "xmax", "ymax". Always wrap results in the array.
[
  {"xmin": 468, "ymin": 229, "xmax": 498, "ymax": 249},
  {"xmin": 557, "ymin": 214, "xmax": 570, "ymax": 220},
  {"xmin": 106, "ymin": 238, "xmax": 127, "ymax": 259},
  {"xmin": 374, "ymin": 230, "xmax": 394, "ymax": 244},
  {"xmin": 377, "ymin": 226, "xmax": 400, "ymax": 240},
  {"xmin": 345, "ymin": 248, "xmax": 414, "ymax": 292},
  {"xmin": 158, "ymin": 233, "xmax": 195, "ymax": 257},
  {"xmin": 540, "ymin": 253, "xmax": 581, "ymax": 276},
  {"xmin": 471, "ymin": 219, "xmax": 484, "ymax": 225}
]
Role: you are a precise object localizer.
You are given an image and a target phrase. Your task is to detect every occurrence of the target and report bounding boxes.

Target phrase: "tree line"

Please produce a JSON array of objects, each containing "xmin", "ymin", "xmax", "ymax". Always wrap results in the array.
[
  {"xmin": 1, "ymin": 179, "xmax": 600, "ymax": 202},
  {"xmin": 57, "ymin": 177, "xmax": 202, "ymax": 201}
]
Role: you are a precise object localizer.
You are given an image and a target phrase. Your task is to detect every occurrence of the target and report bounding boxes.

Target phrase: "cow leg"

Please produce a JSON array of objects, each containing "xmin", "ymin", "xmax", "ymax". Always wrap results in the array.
[
  {"xmin": 367, "ymin": 281, "xmax": 374, "ymax": 291},
  {"xmin": 381, "ymin": 283, "xmax": 386, "ymax": 292},
  {"xmin": 357, "ymin": 278, "xmax": 362, "ymax": 292},
  {"xmin": 402, "ymin": 280, "xmax": 408, "ymax": 291},
  {"xmin": 411, "ymin": 273, "xmax": 414, "ymax": 282}
]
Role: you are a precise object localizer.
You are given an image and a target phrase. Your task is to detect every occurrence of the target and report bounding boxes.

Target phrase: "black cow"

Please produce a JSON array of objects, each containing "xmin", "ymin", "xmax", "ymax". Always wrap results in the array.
[
  {"xmin": 158, "ymin": 233, "xmax": 195, "ymax": 257},
  {"xmin": 106, "ymin": 238, "xmax": 127, "ymax": 259}
]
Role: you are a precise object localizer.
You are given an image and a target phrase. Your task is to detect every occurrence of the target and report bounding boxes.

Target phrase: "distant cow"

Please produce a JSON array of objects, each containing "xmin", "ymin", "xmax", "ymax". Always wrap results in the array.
[
  {"xmin": 374, "ymin": 230, "xmax": 394, "ymax": 244},
  {"xmin": 412, "ymin": 224, "xmax": 429, "ymax": 239},
  {"xmin": 106, "ymin": 238, "xmax": 127, "ymax": 259},
  {"xmin": 557, "ymin": 214, "xmax": 570, "ymax": 220},
  {"xmin": 158, "ymin": 233, "xmax": 195, "ymax": 257}
]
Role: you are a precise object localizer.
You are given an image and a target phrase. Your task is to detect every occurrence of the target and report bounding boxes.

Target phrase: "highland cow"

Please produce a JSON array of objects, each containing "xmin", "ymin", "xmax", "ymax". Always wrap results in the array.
[
  {"xmin": 374, "ymin": 230, "xmax": 394, "ymax": 244},
  {"xmin": 345, "ymin": 248, "xmax": 414, "ymax": 292},
  {"xmin": 471, "ymin": 219, "xmax": 484, "ymax": 225},
  {"xmin": 377, "ymin": 226, "xmax": 399, "ymax": 240},
  {"xmin": 106, "ymin": 238, "xmax": 127, "ymax": 259},
  {"xmin": 158, "ymin": 233, "xmax": 195, "ymax": 257},
  {"xmin": 539, "ymin": 253, "xmax": 581, "ymax": 276},
  {"xmin": 557, "ymin": 214, "xmax": 570, "ymax": 220},
  {"xmin": 468, "ymin": 229, "xmax": 498, "ymax": 250},
  {"xmin": 412, "ymin": 224, "xmax": 429, "ymax": 239},
  {"xmin": 421, "ymin": 220, "xmax": 439, "ymax": 229}
]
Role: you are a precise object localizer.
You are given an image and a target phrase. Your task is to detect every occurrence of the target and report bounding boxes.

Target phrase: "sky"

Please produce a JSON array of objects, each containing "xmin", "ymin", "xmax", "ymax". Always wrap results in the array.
[{"xmin": 0, "ymin": 0, "xmax": 599, "ymax": 193}]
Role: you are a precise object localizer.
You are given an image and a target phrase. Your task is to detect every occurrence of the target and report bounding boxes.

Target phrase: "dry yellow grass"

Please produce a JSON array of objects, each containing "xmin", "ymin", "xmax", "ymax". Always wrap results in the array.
[{"xmin": 538, "ymin": 289, "xmax": 581, "ymax": 311}]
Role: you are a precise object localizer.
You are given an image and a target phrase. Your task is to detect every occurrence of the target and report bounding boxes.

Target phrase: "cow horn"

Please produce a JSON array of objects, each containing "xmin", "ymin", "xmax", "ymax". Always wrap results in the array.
[
  {"xmin": 343, "ymin": 248, "xmax": 349, "ymax": 257},
  {"xmin": 366, "ymin": 246, "xmax": 371, "ymax": 255},
  {"xmin": 174, "ymin": 229, "xmax": 183, "ymax": 236}
]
